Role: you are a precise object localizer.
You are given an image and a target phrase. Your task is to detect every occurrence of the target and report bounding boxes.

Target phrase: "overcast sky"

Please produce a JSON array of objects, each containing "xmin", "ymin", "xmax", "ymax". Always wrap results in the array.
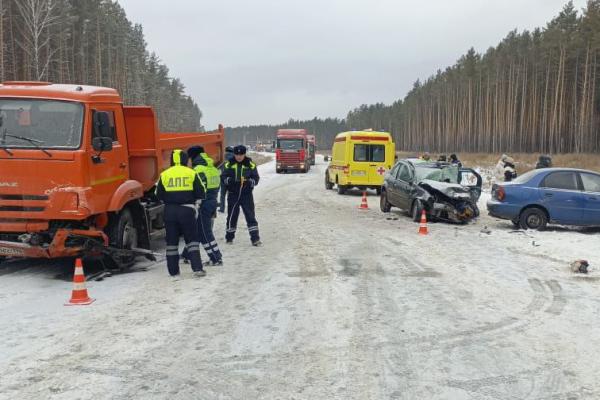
[{"xmin": 117, "ymin": 0, "xmax": 587, "ymax": 129}]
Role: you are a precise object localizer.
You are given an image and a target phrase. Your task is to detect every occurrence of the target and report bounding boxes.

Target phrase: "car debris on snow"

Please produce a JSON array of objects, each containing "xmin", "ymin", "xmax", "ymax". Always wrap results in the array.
[{"xmin": 570, "ymin": 260, "xmax": 590, "ymax": 274}]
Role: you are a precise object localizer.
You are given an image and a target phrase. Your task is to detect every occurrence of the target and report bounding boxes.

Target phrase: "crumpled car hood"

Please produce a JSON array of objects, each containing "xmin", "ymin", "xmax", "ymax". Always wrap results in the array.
[{"xmin": 419, "ymin": 179, "xmax": 470, "ymax": 194}]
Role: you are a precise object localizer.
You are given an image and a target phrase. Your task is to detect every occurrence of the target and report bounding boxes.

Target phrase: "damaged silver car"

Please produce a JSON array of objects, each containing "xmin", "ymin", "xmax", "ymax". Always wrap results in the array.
[{"xmin": 380, "ymin": 159, "xmax": 482, "ymax": 223}]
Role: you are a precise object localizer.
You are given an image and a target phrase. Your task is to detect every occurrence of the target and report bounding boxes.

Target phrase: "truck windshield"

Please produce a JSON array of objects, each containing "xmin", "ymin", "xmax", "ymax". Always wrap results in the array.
[
  {"xmin": 278, "ymin": 139, "xmax": 304, "ymax": 150},
  {"xmin": 0, "ymin": 99, "xmax": 84, "ymax": 149}
]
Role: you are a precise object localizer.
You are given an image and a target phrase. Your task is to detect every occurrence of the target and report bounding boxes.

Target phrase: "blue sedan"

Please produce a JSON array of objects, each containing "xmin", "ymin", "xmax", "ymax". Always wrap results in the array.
[{"xmin": 487, "ymin": 168, "xmax": 600, "ymax": 230}]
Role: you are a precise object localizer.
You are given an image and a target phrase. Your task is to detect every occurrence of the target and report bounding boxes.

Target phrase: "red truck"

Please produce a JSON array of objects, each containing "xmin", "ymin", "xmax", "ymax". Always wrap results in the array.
[
  {"xmin": 275, "ymin": 129, "xmax": 310, "ymax": 173},
  {"xmin": 0, "ymin": 82, "xmax": 224, "ymax": 268},
  {"xmin": 307, "ymin": 134, "xmax": 316, "ymax": 166}
]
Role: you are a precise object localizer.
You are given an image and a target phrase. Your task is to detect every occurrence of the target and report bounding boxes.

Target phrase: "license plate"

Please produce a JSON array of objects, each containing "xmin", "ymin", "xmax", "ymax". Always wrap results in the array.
[
  {"xmin": 351, "ymin": 170, "xmax": 366, "ymax": 176},
  {"xmin": 0, "ymin": 247, "xmax": 25, "ymax": 256}
]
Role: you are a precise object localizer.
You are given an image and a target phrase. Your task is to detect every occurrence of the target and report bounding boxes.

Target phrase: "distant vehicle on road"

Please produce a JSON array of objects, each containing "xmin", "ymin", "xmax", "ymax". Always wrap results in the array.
[
  {"xmin": 325, "ymin": 130, "xmax": 395, "ymax": 195},
  {"xmin": 307, "ymin": 134, "xmax": 316, "ymax": 166},
  {"xmin": 275, "ymin": 129, "xmax": 310, "ymax": 173},
  {"xmin": 487, "ymin": 168, "xmax": 600, "ymax": 230},
  {"xmin": 380, "ymin": 159, "xmax": 482, "ymax": 223}
]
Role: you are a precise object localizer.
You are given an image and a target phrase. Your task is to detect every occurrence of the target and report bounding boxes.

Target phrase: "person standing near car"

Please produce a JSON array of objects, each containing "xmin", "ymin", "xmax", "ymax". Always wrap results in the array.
[
  {"xmin": 188, "ymin": 146, "xmax": 223, "ymax": 266},
  {"xmin": 449, "ymin": 153, "xmax": 462, "ymax": 167},
  {"xmin": 218, "ymin": 146, "xmax": 235, "ymax": 213},
  {"xmin": 494, "ymin": 154, "xmax": 509, "ymax": 183},
  {"xmin": 156, "ymin": 149, "xmax": 207, "ymax": 279},
  {"xmin": 222, "ymin": 145, "xmax": 261, "ymax": 246},
  {"xmin": 503, "ymin": 156, "xmax": 517, "ymax": 182}
]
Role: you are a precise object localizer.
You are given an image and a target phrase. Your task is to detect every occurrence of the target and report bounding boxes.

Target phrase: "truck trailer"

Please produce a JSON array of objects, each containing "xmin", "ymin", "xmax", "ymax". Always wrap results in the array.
[{"xmin": 0, "ymin": 82, "xmax": 224, "ymax": 268}]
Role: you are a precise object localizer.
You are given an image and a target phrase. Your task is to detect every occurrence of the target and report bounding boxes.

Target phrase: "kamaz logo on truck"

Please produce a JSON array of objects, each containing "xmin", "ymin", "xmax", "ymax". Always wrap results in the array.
[{"xmin": 0, "ymin": 182, "xmax": 18, "ymax": 187}]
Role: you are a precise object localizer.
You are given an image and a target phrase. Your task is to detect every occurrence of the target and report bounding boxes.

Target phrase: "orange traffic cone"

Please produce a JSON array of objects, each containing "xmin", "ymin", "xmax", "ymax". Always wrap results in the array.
[
  {"xmin": 65, "ymin": 258, "xmax": 95, "ymax": 306},
  {"xmin": 358, "ymin": 191, "xmax": 369, "ymax": 210},
  {"xmin": 418, "ymin": 209, "xmax": 429, "ymax": 235}
]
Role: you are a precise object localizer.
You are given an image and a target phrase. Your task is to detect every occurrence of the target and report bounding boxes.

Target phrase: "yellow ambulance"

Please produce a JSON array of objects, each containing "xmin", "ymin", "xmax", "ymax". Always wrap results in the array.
[{"xmin": 325, "ymin": 130, "xmax": 396, "ymax": 194}]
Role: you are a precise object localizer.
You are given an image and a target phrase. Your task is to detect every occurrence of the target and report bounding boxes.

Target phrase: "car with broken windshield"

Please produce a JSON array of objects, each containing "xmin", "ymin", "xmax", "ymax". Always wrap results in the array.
[{"xmin": 380, "ymin": 159, "xmax": 482, "ymax": 223}]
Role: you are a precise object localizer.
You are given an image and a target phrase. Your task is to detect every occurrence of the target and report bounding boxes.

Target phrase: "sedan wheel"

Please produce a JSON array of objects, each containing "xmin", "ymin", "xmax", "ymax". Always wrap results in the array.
[
  {"xmin": 380, "ymin": 191, "xmax": 391, "ymax": 213},
  {"xmin": 411, "ymin": 200, "xmax": 423, "ymax": 222},
  {"xmin": 519, "ymin": 208, "xmax": 548, "ymax": 230}
]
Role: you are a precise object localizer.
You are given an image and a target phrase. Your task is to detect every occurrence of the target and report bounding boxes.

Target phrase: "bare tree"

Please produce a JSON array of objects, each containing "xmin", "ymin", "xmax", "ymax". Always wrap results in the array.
[{"xmin": 15, "ymin": 0, "xmax": 60, "ymax": 80}]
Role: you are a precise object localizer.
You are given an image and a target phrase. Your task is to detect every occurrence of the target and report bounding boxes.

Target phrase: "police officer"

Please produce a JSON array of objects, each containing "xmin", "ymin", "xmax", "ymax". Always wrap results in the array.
[
  {"xmin": 218, "ymin": 146, "xmax": 235, "ymax": 213},
  {"xmin": 222, "ymin": 145, "xmax": 261, "ymax": 246},
  {"xmin": 187, "ymin": 146, "xmax": 223, "ymax": 266},
  {"xmin": 156, "ymin": 149, "xmax": 207, "ymax": 279}
]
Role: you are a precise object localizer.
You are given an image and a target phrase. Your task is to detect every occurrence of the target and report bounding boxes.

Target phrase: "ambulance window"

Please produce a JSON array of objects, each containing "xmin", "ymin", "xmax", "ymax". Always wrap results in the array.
[
  {"xmin": 371, "ymin": 145, "xmax": 385, "ymax": 162},
  {"xmin": 353, "ymin": 144, "xmax": 368, "ymax": 162}
]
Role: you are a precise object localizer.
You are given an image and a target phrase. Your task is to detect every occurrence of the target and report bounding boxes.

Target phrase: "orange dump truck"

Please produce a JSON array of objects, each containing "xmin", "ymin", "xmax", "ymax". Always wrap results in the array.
[{"xmin": 0, "ymin": 82, "xmax": 224, "ymax": 268}]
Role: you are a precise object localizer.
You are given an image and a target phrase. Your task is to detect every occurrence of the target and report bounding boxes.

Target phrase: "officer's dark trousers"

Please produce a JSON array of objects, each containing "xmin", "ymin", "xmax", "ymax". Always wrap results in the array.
[
  {"xmin": 226, "ymin": 190, "xmax": 259, "ymax": 242},
  {"xmin": 165, "ymin": 204, "xmax": 203, "ymax": 276},
  {"xmin": 198, "ymin": 198, "xmax": 222, "ymax": 262},
  {"xmin": 218, "ymin": 182, "xmax": 227, "ymax": 213}
]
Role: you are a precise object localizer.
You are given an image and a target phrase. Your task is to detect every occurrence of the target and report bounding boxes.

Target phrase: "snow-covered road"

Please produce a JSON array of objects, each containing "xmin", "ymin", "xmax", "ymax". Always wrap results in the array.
[{"xmin": 1, "ymin": 156, "xmax": 600, "ymax": 399}]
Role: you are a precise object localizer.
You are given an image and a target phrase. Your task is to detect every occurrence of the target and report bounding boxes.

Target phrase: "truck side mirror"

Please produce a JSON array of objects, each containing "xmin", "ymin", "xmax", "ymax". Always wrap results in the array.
[
  {"xmin": 93, "ymin": 111, "xmax": 111, "ymax": 140},
  {"xmin": 92, "ymin": 136, "xmax": 113, "ymax": 152}
]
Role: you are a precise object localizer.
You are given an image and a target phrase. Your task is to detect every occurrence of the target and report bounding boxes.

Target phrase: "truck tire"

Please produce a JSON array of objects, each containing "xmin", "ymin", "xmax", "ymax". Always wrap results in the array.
[
  {"xmin": 276, "ymin": 168, "xmax": 282, "ymax": 174},
  {"xmin": 337, "ymin": 184, "xmax": 346, "ymax": 195},
  {"xmin": 325, "ymin": 172, "xmax": 334, "ymax": 190},
  {"xmin": 519, "ymin": 207, "xmax": 548, "ymax": 230},
  {"xmin": 106, "ymin": 208, "xmax": 138, "ymax": 270}
]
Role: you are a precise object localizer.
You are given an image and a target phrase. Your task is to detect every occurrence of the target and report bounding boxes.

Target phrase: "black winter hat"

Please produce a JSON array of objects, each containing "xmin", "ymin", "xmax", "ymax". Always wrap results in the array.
[
  {"xmin": 233, "ymin": 145, "xmax": 247, "ymax": 155},
  {"xmin": 187, "ymin": 146, "xmax": 205, "ymax": 160}
]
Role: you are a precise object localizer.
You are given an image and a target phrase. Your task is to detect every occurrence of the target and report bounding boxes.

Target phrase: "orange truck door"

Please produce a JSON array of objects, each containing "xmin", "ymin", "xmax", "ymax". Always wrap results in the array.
[{"xmin": 88, "ymin": 106, "xmax": 129, "ymax": 212}]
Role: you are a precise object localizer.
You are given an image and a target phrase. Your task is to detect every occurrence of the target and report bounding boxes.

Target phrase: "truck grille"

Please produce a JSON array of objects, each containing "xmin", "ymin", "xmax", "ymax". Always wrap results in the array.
[
  {"xmin": 0, "ymin": 194, "xmax": 48, "ymax": 214},
  {"xmin": 0, "ymin": 206, "xmax": 45, "ymax": 212},
  {"xmin": 0, "ymin": 195, "xmax": 49, "ymax": 201},
  {"xmin": 279, "ymin": 152, "xmax": 301, "ymax": 162}
]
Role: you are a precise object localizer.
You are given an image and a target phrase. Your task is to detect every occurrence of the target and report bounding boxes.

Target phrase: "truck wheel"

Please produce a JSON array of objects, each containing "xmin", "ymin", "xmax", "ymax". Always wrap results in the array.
[
  {"xmin": 337, "ymin": 184, "xmax": 346, "ymax": 195},
  {"xmin": 376, "ymin": 187, "xmax": 382, "ymax": 196},
  {"xmin": 106, "ymin": 208, "xmax": 138, "ymax": 270},
  {"xmin": 325, "ymin": 173, "xmax": 334, "ymax": 190},
  {"xmin": 276, "ymin": 168, "xmax": 282, "ymax": 174},
  {"xmin": 380, "ymin": 190, "xmax": 391, "ymax": 213},
  {"xmin": 519, "ymin": 207, "xmax": 548, "ymax": 230}
]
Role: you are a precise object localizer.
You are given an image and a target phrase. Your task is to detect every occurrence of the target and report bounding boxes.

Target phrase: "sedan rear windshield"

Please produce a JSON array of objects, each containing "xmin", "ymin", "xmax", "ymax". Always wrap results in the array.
[
  {"xmin": 0, "ymin": 99, "xmax": 84, "ymax": 149},
  {"xmin": 277, "ymin": 139, "xmax": 304, "ymax": 150}
]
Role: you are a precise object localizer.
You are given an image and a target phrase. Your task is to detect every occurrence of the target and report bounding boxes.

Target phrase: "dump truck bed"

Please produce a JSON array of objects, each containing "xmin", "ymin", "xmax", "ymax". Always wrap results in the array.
[{"xmin": 124, "ymin": 107, "xmax": 224, "ymax": 192}]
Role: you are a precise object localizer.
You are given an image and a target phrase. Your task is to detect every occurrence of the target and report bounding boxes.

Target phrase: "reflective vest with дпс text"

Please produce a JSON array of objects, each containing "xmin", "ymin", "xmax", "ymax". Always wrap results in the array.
[{"xmin": 160, "ymin": 165, "xmax": 197, "ymax": 192}]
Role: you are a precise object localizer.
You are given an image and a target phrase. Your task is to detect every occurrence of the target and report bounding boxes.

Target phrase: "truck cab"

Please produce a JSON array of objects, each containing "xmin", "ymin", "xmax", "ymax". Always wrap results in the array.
[
  {"xmin": 0, "ymin": 82, "xmax": 223, "ymax": 267},
  {"xmin": 275, "ymin": 129, "xmax": 310, "ymax": 173}
]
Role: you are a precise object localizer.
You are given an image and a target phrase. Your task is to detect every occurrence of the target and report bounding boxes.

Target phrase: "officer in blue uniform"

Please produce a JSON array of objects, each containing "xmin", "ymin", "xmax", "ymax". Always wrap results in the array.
[
  {"xmin": 187, "ymin": 146, "xmax": 223, "ymax": 266},
  {"xmin": 222, "ymin": 145, "xmax": 261, "ymax": 246},
  {"xmin": 218, "ymin": 146, "xmax": 235, "ymax": 213},
  {"xmin": 156, "ymin": 149, "xmax": 207, "ymax": 278}
]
